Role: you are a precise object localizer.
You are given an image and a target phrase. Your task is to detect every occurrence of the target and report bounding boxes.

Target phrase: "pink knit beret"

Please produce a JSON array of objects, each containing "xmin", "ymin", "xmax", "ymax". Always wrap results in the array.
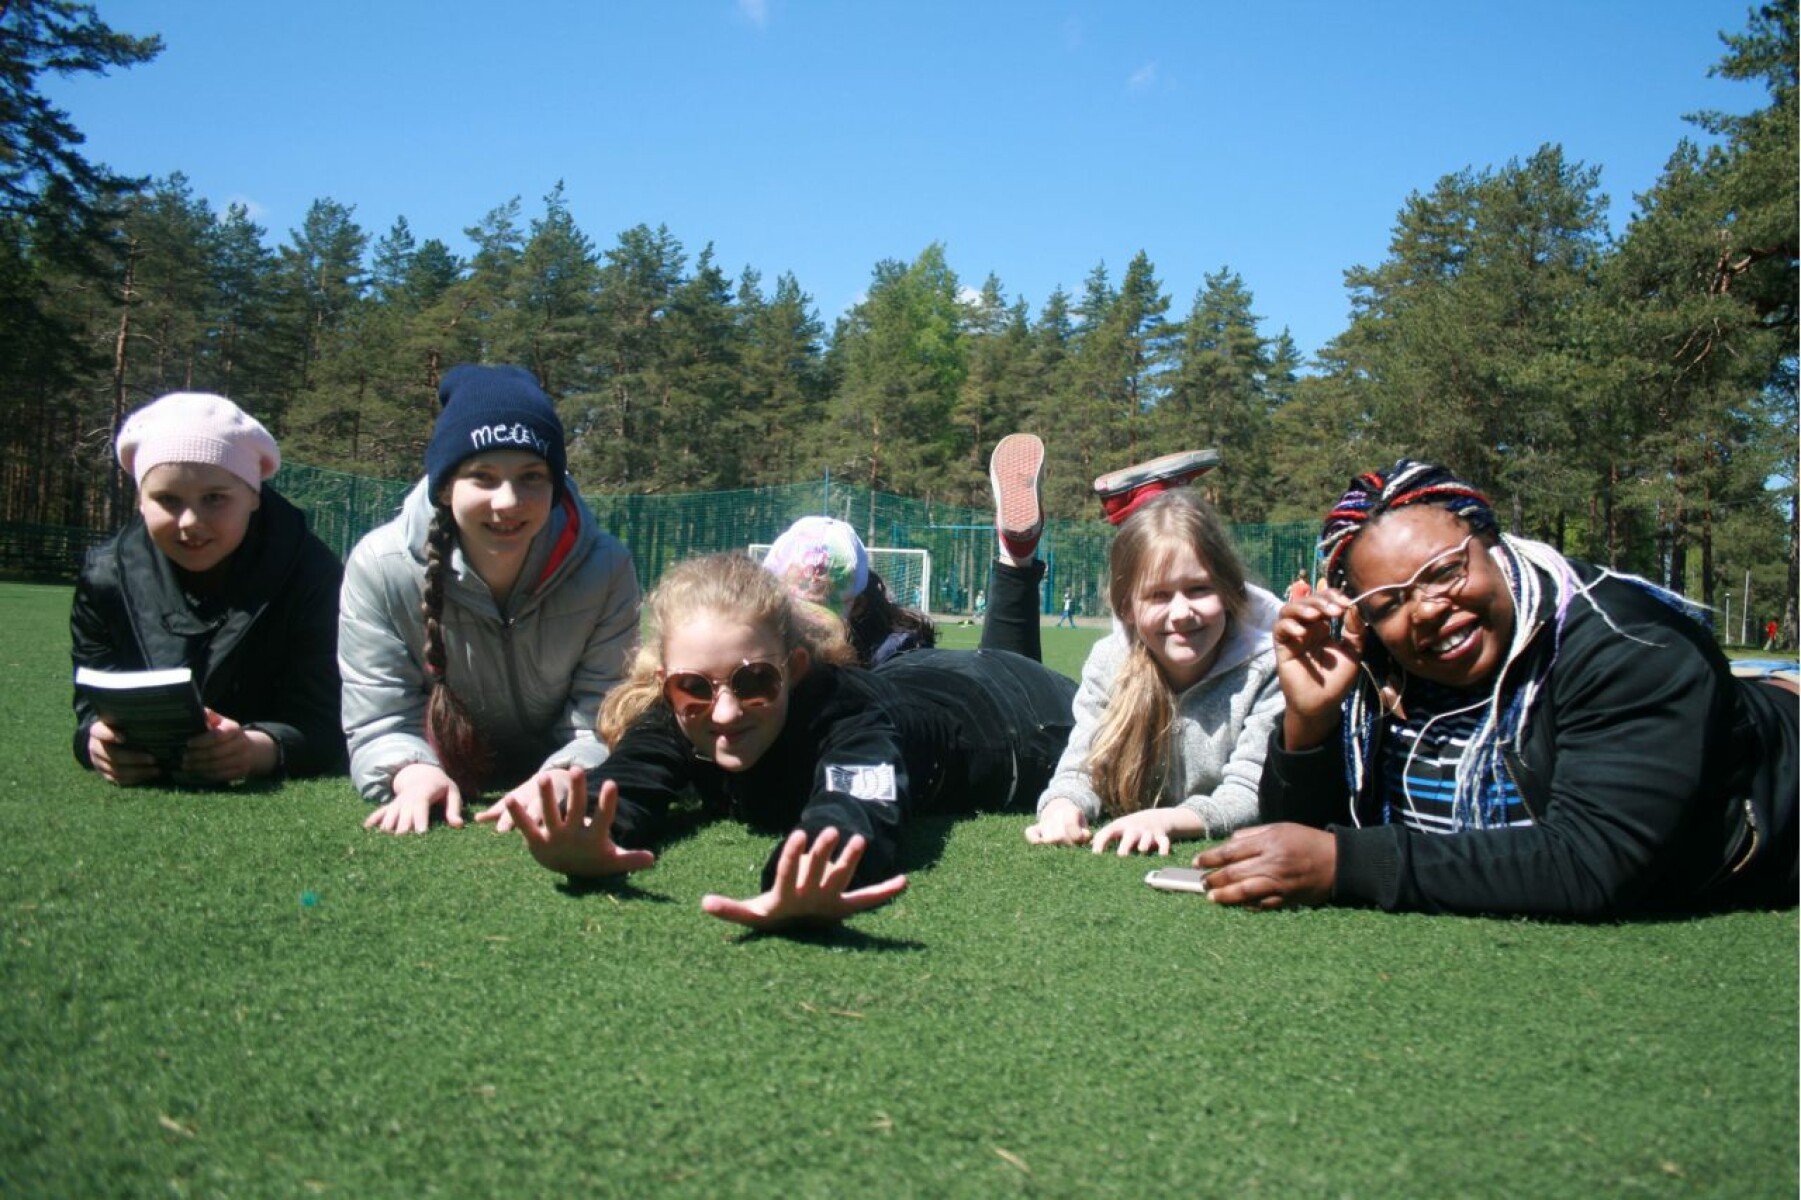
[{"xmin": 116, "ymin": 393, "xmax": 280, "ymax": 491}]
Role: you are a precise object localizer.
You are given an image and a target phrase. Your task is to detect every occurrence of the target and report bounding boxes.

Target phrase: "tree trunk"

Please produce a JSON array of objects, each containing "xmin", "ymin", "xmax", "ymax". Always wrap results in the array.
[{"xmin": 109, "ymin": 237, "xmax": 140, "ymax": 527}]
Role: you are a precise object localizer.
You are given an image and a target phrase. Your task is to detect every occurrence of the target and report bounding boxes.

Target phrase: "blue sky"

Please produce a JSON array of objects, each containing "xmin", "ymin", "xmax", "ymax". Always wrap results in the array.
[{"xmin": 45, "ymin": 1, "xmax": 1764, "ymax": 361}]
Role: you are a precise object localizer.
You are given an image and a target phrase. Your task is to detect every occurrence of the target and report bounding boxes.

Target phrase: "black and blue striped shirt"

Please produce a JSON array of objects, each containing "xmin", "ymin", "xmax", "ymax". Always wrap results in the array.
[{"xmin": 1381, "ymin": 681, "xmax": 1532, "ymax": 833}]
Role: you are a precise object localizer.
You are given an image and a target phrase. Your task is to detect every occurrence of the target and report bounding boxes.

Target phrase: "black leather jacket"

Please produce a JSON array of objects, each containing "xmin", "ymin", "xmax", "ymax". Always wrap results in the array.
[{"xmin": 70, "ymin": 486, "xmax": 347, "ymax": 779}]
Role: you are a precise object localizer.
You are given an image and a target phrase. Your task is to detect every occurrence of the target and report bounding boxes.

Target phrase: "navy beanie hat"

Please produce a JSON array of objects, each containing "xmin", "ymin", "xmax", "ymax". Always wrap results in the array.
[{"xmin": 425, "ymin": 364, "xmax": 567, "ymax": 500}]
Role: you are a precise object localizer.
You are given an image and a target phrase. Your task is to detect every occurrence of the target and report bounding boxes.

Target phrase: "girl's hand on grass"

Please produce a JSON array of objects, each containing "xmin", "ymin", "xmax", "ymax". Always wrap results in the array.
[
  {"xmin": 1192, "ymin": 823, "xmax": 1336, "ymax": 909},
  {"xmin": 1024, "ymin": 797, "xmax": 1091, "ymax": 846},
  {"xmin": 1090, "ymin": 806, "xmax": 1205, "ymax": 857},
  {"xmin": 701, "ymin": 827, "xmax": 908, "ymax": 931},
  {"xmin": 181, "ymin": 710, "xmax": 278, "ymax": 782},
  {"xmin": 366, "ymin": 762, "xmax": 462, "ymax": 835},
  {"xmin": 1273, "ymin": 579, "xmax": 1365, "ymax": 751},
  {"xmin": 474, "ymin": 770, "xmax": 561, "ymax": 832},
  {"xmin": 86, "ymin": 718, "xmax": 162, "ymax": 786},
  {"xmin": 503, "ymin": 772, "xmax": 655, "ymax": 879}
]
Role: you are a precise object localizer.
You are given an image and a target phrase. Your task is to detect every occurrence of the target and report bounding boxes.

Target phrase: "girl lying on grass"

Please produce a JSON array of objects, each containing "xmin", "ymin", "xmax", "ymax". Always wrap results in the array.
[
  {"xmin": 339, "ymin": 364, "xmax": 640, "ymax": 834},
  {"xmin": 761, "ymin": 514, "xmax": 937, "ymax": 668},
  {"xmin": 760, "ymin": 432, "xmax": 1054, "ymax": 671},
  {"xmin": 71, "ymin": 392, "xmax": 346, "ymax": 785},
  {"xmin": 1198, "ymin": 460, "xmax": 1798, "ymax": 916},
  {"xmin": 487, "ymin": 550, "xmax": 1077, "ymax": 930},
  {"xmin": 1024, "ymin": 487, "xmax": 1284, "ymax": 856}
]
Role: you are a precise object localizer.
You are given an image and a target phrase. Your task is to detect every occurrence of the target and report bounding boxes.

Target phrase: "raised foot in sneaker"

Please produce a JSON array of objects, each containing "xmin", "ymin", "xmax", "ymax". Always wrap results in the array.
[{"xmin": 989, "ymin": 433, "xmax": 1045, "ymax": 561}]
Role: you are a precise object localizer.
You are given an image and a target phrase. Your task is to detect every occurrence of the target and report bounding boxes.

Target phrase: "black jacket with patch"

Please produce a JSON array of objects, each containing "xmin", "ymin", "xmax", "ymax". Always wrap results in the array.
[{"xmin": 596, "ymin": 651, "xmax": 1073, "ymax": 889}]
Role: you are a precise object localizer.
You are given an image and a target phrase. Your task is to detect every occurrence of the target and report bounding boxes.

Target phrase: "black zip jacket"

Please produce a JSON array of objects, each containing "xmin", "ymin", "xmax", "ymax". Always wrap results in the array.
[
  {"xmin": 1259, "ymin": 562, "xmax": 1797, "ymax": 917},
  {"xmin": 70, "ymin": 486, "xmax": 348, "ymax": 779},
  {"xmin": 593, "ymin": 651, "xmax": 1074, "ymax": 890}
]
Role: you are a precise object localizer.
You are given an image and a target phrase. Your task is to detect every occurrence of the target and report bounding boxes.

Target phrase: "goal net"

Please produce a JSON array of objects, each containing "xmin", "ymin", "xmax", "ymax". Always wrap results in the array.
[{"xmin": 749, "ymin": 543, "xmax": 933, "ymax": 614}]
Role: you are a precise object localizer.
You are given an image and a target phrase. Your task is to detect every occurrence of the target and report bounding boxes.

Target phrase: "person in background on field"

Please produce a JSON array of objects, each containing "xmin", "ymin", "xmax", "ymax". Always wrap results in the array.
[
  {"xmin": 339, "ymin": 364, "xmax": 640, "ymax": 834},
  {"xmin": 1198, "ymin": 460, "xmax": 1797, "ymax": 916},
  {"xmin": 1057, "ymin": 589, "xmax": 1076, "ymax": 628},
  {"xmin": 760, "ymin": 431, "xmax": 1058, "ymax": 669},
  {"xmin": 1024, "ymin": 487, "xmax": 1284, "ymax": 856},
  {"xmin": 761, "ymin": 516, "xmax": 935, "ymax": 668},
  {"xmin": 70, "ymin": 392, "xmax": 346, "ymax": 784},
  {"xmin": 1764, "ymin": 617, "xmax": 1780, "ymax": 652}
]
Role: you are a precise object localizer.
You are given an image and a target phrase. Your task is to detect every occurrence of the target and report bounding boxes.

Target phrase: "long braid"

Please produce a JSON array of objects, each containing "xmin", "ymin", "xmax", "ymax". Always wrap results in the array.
[{"xmin": 422, "ymin": 503, "xmax": 492, "ymax": 795}]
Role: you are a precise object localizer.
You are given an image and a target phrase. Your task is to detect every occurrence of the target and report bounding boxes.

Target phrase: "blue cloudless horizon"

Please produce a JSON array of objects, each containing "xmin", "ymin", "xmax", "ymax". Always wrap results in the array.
[{"xmin": 43, "ymin": 1, "xmax": 1765, "ymax": 363}]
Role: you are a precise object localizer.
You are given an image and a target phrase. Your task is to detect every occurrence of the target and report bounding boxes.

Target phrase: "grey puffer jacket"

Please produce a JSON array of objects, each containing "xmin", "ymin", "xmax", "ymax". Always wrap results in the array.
[
  {"xmin": 338, "ymin": 477, "xmax": 640, "ymax": 801},
  {"xmin": 1036, "ymin": 585, "xmax": 1284, "ymax": 835}
]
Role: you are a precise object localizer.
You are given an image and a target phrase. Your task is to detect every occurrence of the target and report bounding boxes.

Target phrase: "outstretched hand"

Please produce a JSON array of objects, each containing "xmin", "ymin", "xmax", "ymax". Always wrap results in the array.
[
  {"xmin": 1274, "ymin": 578, "xmax": 1366, "ymax": 750},
  {"xmin": 501, "ymin": 770, "xmax": 656, "ymax": 879},
  {"xmin": 701, "ymin": 827, "xmax": 908, "ymax": 931},
  {"xmin": 1192, "ymin": 823, "xmax": 1336, "ymax": 909},
  {"xmin": 366, "ymin": 761, "xmax": 462, "ymax": 835},
  {"xmin": 475, "ymin": 771, "xmax": 560, "ymax": 832},
  {"xmin": 1024, "ymin": 796, "xmax": 1091, "ymax": 846},
  {"xmin": 1089, "ymin": 805, "xmax": 1205, "ymax": 856}
]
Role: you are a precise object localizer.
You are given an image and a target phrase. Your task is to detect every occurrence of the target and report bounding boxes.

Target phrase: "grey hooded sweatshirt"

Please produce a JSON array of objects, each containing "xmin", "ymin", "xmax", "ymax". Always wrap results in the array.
[
  {"xmin": 338, "ymin": 477, "xmax": 640, "ymax": 801},
  {"xmin": 1036, "ymin": 585, "xmax": 1284, "ymax": 835}
]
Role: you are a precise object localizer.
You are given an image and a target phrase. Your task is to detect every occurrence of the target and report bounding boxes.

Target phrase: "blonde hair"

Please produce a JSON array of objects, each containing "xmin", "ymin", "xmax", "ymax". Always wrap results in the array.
[
  {"xmin": 599, "ymin": 552, "xmax": 855, "ymax": 747},
  {"xmin": 1086, "ymin": 491, "xmax": 1251, "ymax": 817}
]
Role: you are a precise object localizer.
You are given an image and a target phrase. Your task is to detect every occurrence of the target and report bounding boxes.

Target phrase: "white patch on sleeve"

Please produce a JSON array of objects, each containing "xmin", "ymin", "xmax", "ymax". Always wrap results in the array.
[{"xmin": 825, "ymin": 763, "xmax": 898, "ymax": 803}]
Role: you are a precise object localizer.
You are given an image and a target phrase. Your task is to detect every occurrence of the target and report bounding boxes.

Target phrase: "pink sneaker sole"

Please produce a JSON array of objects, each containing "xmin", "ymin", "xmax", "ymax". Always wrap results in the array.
[{"xmin": 990, "ymin": 433, "xmax": 1045, "ymax": 556}]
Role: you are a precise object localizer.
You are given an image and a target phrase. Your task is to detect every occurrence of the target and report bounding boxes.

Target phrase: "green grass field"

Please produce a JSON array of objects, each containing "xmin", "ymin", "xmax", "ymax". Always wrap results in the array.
[{"xmin": 2, "ymin": 580, "xmax": 1794, "ymax": 1197}]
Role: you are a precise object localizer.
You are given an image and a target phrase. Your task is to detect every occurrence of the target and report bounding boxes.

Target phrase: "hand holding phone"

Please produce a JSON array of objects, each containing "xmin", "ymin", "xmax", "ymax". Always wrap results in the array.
[{"xmin": 1144, "ymin": 866, "xmax": 1211, "ymax": 894}]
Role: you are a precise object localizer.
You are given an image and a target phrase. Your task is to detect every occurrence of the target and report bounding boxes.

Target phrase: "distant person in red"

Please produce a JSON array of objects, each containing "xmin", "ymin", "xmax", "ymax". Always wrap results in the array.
[
  {"xmin": 1765, "ymin": 618, "xmax": 1780, "ymax": 651},
  {"xmin": 70, "ymin": 393, "xmax": 346, "ymax": 785}
]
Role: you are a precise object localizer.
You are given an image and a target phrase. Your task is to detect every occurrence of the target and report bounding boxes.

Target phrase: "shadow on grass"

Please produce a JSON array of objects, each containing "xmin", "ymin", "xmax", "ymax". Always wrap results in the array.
[
  {"xmin": 897, "ymin": 816, "xmax": 956, "ymax": 874},
  {"xmin": 721, "ymin": 924, "xmax": 925, "ymax": 952},
  {"xmin": 553, "ymin": 874, "xmax": 674, "ymax": 904}
]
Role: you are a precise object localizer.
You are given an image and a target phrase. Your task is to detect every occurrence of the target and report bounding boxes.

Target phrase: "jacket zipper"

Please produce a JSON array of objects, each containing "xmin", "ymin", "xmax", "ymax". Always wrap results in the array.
[
  {"xmin": 1501, "ymin": 748, "xmax": 1539, "ymax": 823},
  {"xmin": 500, "ymin": 616, "xmax": 528, "ymax": 730}
]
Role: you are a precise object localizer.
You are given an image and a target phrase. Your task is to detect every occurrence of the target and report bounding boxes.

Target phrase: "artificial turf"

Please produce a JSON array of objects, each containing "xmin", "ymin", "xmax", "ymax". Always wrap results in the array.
[{"xmin": 1, "ymin": 580, "xmax": 1794, "ymax": 1197}]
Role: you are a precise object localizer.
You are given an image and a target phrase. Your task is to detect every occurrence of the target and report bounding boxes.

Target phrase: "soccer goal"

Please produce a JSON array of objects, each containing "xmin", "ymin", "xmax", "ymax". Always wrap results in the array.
[{"xmin": 749, "ymin": 543, "xmax": 933, "ymax": 614}]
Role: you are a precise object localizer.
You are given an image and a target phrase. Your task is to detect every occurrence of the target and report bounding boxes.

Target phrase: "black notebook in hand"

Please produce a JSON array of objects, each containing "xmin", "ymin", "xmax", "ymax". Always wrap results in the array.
[{"xmin": 75, "ymin": 666, "xmax": 206, "ymax": 767}]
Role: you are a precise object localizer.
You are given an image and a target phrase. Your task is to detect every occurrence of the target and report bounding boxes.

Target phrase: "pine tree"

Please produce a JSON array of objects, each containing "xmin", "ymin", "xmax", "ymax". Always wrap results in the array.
[
  {"xmin": 826, "ymin": 245, "xmax": 968, "ymax": 510},
  {"xmin": 1160, "ymin": 268, "xmax": 1275, "ymax": 520}
]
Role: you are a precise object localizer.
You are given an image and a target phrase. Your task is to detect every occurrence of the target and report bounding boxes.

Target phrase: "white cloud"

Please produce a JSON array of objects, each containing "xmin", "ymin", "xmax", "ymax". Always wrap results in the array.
[
  {"xmin": 219, "ymin": 194, "xmax": 267, "ymax": 222},
  {"xmin": 957, "ymin": 286, "xmax": 983, "ymax": 307},
  {"xmin": 1126, "ymin": 61, "xmax": 1157, "ymax": 92},
  {"xmin": 736, "ymin": 0, "xmax": 769, "ymax": 28}
]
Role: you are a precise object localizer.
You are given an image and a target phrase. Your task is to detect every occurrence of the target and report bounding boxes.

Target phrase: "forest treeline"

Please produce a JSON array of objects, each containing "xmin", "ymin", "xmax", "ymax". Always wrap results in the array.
[{"xmin": 1, "ymin": 2, "xmax": 1795, "ymax": 624}]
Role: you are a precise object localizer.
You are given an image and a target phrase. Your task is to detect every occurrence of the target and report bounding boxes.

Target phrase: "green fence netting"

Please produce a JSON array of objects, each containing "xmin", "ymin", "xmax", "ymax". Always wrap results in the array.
[{"xmin": 4, "ymin": 460, "xmax": 1318, "ymax": 617}]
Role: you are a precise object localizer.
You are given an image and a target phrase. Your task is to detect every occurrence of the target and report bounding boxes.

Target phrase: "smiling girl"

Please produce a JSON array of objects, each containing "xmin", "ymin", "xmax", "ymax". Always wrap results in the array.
[
  {"xmin": 1023, "ymin": 489, "xmax": 1284, "ymax": 855},
  {"xmin": 71, "ymin": 392, "xmax": 346, "ymax": 784},
  {"xmin": 493, "ymin": 551, "xmax": 1079, "ymax": 930},
  {"xmin": 338, "ymin": 364, "xmax": 640, "ymax": 833},
  {"xmin": 1198, "ymin": 460, "xmax": 1798, "ymax": 916}
]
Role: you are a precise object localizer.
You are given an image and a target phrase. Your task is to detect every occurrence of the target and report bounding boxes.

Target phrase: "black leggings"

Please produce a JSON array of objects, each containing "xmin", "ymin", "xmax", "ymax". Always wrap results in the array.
[
  {"xmin": 978, "ymin": 559, "xmax": 1046, "ymax": 662},
  {"xmin": 972, "ymin": 559, "xmax": 1073, "ymax": 809}
]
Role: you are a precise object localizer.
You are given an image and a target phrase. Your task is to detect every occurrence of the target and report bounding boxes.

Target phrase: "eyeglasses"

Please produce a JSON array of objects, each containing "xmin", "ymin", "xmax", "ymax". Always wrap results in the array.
[
  {"xmin": 1346, "ymin": 535, "xmax": 1476, "ymax": 628},
  {"xmin": 660, "ymin": 659, "xmax": 786, "ymax": 718}
]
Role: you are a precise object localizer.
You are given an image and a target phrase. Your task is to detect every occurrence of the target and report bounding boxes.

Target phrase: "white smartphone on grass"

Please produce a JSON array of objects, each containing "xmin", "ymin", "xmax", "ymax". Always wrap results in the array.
[{"xmin": 1144, "ymin": 866, "xmax": 1211, "ymax": 894}]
